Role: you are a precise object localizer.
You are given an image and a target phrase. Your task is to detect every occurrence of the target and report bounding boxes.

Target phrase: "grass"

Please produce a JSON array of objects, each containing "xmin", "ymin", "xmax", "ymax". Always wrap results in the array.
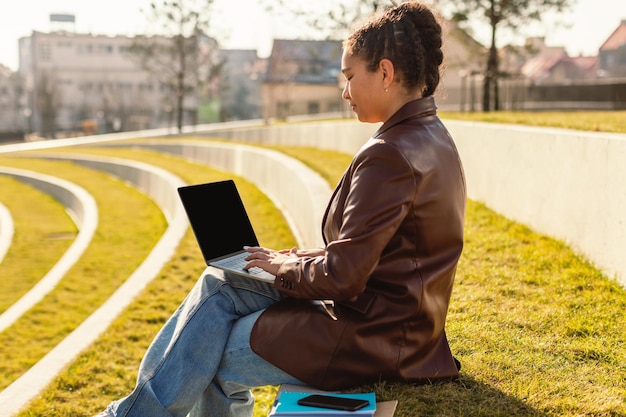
[
  {"xmin": 439, "ymin": 110, "xmax": 626, "ymax": 134},
  {"xmin": 0, "ymin": 157, "xmax": 166, "ymax": 391},
  {"xmin": 2, "ymin": 115, "xmax": 625, "ymax": 416},
  {"xmin": 264, "ymin": 145, "xmax": 352, "ymax": 187},
  {"xmin": 437, "ymin": 201, "xmax": 624, "ymax": 416},
  {"xmin": 0, "ymin": 176, "xmax": 76, "ymax": 313},
  {"xmin": 9, "ymin": 147, "xmax": 296, "ymax": 417},
  {"xmin": 241, "ymin": 143, "xmax": 626, "ymax": 416}
]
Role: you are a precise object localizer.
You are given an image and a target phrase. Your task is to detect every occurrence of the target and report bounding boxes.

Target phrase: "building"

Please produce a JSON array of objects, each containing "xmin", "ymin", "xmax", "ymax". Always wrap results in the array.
[
  {"xmin": 438, "ymin": 20, "xmax": 487, "ymax": 111},
  {"xmin": 261, "ymin": 39, "xmax": 344, "ymax": 120},
  {"xmin": 17, "ymin": 27, "xmax": 209, "ymax": 137},
  {"xmin": 599, "ymin": 19, "xmax": 626, "ymax": 78},
  {"xmin": 496, "ymin": 34, "xmax": 625, "ymax": 110},
  {"xmin": 219, "ymin": 49, "xmax": 265, "ymax": 121},
  {"xmin": 513, "ymin": 38, "xmax": 598, "ymax": 83},
  {"xmin": 21, "ymin": 31, "xmax": 149, "ymax": 136},
  {"xmin": 260, "ymin": 32, "xmax": 490, "ymax": 118},
  {"xmin": 0, "ymin": 65, "xmax": 28, "ymax": 142},
  {"xmin": 10, "ymin": 15, "xmax": 623, "ymax": 139}
]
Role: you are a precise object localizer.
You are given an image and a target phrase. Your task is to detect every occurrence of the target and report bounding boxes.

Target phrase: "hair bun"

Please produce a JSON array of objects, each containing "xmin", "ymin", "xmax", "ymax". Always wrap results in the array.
[{"xmin": 344, "ymin": 2, "xmax": 444, "ymax": 96}]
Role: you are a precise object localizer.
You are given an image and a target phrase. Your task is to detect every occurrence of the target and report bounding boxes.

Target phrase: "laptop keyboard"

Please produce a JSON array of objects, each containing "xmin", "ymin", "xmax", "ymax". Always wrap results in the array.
[
  {"xmin": 214, "ymin": 252, "xmax": 251, "ymax": 271},
  {"xmin": 212, "ymin": 252, "xmax": 275, "ymax": 281}
]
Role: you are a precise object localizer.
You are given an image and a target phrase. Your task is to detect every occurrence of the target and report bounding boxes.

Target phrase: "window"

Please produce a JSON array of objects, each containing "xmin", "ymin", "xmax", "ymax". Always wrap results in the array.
[
  {"xmin": 39, "ymin": 42, "xmax": 51, "ymax": 60},
  {"xmin": 277, "ymin": 101, "xmax": 290, "ymax": 118},
  {"xmin": 606, "ymin": 55, "xmax": 616, "ymax": 66}
]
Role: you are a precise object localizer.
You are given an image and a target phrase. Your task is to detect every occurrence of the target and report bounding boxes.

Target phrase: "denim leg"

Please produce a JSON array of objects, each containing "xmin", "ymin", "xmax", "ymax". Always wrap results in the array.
[
  {"xmin": 189, "ymin": 309, "xmax": 305, "ymax": 417},
  {"xmin": 100, "ymin": 267, "xmax": 290, "ymax": 417}
]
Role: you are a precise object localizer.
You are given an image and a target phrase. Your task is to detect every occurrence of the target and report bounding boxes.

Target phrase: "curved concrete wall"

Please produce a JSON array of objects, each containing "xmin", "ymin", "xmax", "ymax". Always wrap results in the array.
[
  {"xmin": 0, "ymin": 155, "xmax": 188, "ymax": 415},
  {"xmin": 107, "ymin": 141, "xmax": 331, "ymax": 248},
  {"xmin": 0, "ymin": 202, "xmax": 13, "ymax": 264},
  {"xmin": 46, "ymin": 154, "xmax": 185, "ymax": 222},
  {"xmin": 0, "ymin": 141, "xmax": 331, "ymax": 414},
  {"xmin": 200, "ymin": 119, "xmax": 376, "ymax": 156},
  {"xmin": 198, "ymin": 119, "xmax": 626, "ymax": 287},
  {"xmin": 446, "ymin": 122, "xmax": 626, "ymax": 287},
  {"xmin": 1, "ymin": 116, "xmax": 624, "ymax": 287},
  {"xmin": 0, "ymin": 167, "xmax": 98, "ymax": 333}
]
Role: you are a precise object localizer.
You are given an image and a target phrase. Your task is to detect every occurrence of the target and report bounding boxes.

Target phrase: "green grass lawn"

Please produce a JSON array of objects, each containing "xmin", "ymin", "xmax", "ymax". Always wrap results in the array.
[
  {"xmin": 9, "ymin": 147, "xmax": 296, "ymax": 417},
  {"xmin": 0, "ymin": 157, "xmax": 166, "ymax": 392},
  {"xmin": 2, "ymin": 119, "xmax": 625, "ymax": 416},
  {"xmin": 0, "ymin": 176, "xmax": 76, "ymax": 314},
  {"xmin": 440, "ymin": 110, "xmax": 626, "ymax": 134},
  {"xmin": 256, "ymin": 145, "xmax": 626, "ymax": 416}
]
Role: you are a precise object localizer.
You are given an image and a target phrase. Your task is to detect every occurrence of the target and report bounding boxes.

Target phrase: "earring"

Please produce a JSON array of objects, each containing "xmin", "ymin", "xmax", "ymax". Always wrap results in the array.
[{"xmin": 384, "ymin": 88, "xmax": 389, "ymax": 93}]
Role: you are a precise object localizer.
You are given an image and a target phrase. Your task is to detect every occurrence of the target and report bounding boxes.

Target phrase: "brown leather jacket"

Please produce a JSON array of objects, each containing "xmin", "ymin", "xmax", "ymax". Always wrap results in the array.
[{"xmin": 251, "ymin": 97, "xmax": 466, "ymax": 390}]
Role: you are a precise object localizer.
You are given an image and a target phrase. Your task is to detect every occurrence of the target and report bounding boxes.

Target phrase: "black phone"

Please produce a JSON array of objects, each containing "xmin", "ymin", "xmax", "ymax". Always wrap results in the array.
[{"xmin": 297, "ymin": 394, "xmax": 369, "ymax": 411}]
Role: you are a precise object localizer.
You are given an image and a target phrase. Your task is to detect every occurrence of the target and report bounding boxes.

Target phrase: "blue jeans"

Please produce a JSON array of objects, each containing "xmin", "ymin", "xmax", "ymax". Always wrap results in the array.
[{"xmin": 101, "ymin": 267, "xmax": 303, "ymax": 417}]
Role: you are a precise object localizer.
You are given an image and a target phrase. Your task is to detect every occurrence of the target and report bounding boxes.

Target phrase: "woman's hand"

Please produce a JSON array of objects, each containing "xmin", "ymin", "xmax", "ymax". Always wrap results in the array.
[{"xmin": 243, "ymin": 246, "xmax": 298, "ymax": 276}]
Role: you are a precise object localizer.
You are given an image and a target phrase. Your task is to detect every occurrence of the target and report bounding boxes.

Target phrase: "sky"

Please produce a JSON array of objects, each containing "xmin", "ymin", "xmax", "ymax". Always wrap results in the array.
[{"xmin": 0, "ymin": 0, "xmax": 625, "ymax": 71}]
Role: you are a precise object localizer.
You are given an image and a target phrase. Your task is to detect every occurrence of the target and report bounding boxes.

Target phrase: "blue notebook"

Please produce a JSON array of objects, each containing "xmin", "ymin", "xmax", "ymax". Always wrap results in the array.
[{"xmin": 270, "ymin": 391, "xmax": 376, "ymax": 416}]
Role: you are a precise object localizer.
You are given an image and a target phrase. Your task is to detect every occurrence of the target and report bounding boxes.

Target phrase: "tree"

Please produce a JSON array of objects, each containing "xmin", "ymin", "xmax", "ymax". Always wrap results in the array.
[
  {"xmin": 442, "ymin": 0, "xmax": 573, "ymax": 111},
  {"xmin": 35, "ymin": 71, "xmax": 61, "ymax": 138},
  {"xmin": 261, "ymin": 0, "xmax": 388, "ymax": 41},
  {"xmin": 264, "ymin": 0, "xmax": 573, "ymax": 112},
  {"xmin": 127, "ymin": 0, "xmax": 223, "ymax": 132}
]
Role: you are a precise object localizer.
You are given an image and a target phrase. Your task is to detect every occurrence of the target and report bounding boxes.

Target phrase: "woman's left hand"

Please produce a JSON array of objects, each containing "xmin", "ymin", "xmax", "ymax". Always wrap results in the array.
[{"xmin": 243, "ymin": 246, "xmax": 297, "ymax": 276}]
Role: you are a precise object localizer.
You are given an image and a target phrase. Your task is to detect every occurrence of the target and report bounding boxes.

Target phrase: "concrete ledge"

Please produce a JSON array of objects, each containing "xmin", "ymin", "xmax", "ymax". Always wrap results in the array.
[
  {"xmin": 195, "ymin": 119, "xmax": 626, "ymax": 287},
  {"xmin": 98, "ymin": 120, "xmax": 626, "ymax": 285},
  {"xmin": 0, "ymin": 127, "xmax": 174, "ymax": 155},
  {"xmin": 0, "ymin": 167, "xmax": 98, "ymax": 333},
  {"xmin": 0, "ymin": 155, "xmax": 188, "ymax": 415},
  {"xmin": 3, "ymin": 117, "xmax": 624, "ymax": 286},
  {"xmin": 0, "ymin": 119, "xmax": 270, "ymax": 156},
  {"xmin": 107, "ymin": 141, "xmax": 332, "ymax": 248},
  {"xmin": 0, "ymin": 202, "xmax": 13, "ymax": 264},
  {"xmin": 50, "ymin": 154, "xmax": 186, "ymax": 222},
  {"xmin": 0, "ymin": 140, "xmax": 333, "ymax": 415},
  {"xmin": 445, "ymin": 121, "xmax": 626, "ymax": 287},
  {"xmin": 199, "ymin": 119, "xmax": 376, "ymax": 156}
]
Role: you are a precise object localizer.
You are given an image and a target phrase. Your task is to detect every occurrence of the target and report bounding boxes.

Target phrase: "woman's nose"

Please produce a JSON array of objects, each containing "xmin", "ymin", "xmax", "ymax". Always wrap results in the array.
[{"xmin": 342, "ymin": 84, "xmax": 350, "ymax": 100}]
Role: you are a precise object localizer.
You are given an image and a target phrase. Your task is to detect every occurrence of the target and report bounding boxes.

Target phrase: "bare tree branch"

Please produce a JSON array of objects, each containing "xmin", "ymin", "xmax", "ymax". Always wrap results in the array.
[{"xmin": 127, "ymin": 0, "xmax": 223, "ymax": 131}]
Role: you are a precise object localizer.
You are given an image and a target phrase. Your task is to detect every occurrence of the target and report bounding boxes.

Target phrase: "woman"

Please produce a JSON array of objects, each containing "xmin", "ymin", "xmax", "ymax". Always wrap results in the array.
[{"xmin": 97, "ymin": 2, "xmax": 465, "ymax": 416}]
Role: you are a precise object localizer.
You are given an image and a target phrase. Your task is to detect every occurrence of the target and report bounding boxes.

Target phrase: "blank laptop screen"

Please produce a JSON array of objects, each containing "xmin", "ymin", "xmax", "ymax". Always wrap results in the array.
[{"xmin": 177, "ymin": 180, "xmax": 259, "ymax": 261}]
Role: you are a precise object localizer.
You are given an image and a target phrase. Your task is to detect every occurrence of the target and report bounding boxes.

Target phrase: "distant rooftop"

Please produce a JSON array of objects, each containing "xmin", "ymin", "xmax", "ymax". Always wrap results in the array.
[
  {"xmin": 600, "ymin": 19, "xmax": 626, "ymax": 51},
  {"xmin": 265, "ymin": 39, "xmax": 342, "ymax": 85}
]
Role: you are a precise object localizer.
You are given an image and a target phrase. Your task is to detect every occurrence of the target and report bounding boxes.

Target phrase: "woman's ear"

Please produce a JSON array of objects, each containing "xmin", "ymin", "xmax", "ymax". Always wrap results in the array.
[{"xmin": 379, "ymin": 59, "xmax": 395, "ymax": 89}]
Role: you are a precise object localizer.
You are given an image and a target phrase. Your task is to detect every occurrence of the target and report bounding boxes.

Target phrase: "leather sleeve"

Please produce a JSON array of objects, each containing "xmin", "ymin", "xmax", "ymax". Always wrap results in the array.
[{"xmin": 274, "ymin": 140, "xmax": 415, "ymax": 301}]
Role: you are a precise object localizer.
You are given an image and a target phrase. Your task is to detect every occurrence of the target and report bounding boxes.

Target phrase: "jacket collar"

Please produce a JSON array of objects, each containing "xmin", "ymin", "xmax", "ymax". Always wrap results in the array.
[{"xmin": 372, "ymin": 96, "xmax": 438, "ymax": 138}]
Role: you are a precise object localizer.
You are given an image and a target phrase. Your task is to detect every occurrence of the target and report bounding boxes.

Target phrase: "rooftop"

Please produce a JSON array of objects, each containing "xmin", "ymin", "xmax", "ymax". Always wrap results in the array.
[{"xmin": 600, "ymin": 19, "xmax": 626, "ymax": 51}]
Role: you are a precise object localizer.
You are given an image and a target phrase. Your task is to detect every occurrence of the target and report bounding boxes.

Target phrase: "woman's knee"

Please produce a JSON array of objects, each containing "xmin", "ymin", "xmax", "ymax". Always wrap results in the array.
[{"xmin": 182, "ymin": 268, "xmax": 228, "ymax": 307}]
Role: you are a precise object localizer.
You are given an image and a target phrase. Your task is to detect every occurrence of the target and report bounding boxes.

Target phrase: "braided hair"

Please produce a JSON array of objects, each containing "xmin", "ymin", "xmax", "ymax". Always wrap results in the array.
[{"xmin": 343, "ymin": 2, "xmax": 444, "ymax": 97}]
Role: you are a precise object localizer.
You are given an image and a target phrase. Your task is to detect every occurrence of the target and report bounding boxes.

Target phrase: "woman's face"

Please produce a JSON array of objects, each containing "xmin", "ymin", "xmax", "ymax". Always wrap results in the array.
[{"xmin": 341, "ymin": 51, "xmax": 388, "ymax": 123}]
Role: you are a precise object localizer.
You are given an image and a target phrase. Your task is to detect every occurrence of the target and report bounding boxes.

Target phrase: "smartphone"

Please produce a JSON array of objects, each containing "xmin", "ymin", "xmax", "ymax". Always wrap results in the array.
[{"xmin": 297, "ymin": 394, "xmax": 370, "ymax": 411}]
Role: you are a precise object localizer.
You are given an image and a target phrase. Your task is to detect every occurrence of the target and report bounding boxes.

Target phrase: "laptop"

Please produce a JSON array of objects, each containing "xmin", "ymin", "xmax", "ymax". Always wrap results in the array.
[{"xmin": 177, "ymin": 179, "xmax": 275, "ymax": 283}]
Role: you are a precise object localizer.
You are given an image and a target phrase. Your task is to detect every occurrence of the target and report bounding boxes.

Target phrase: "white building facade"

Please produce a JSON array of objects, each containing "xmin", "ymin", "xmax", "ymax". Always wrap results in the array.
[{"xmin": 19, "ymin": 30, "xmax": 186, "ymax": 137}]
